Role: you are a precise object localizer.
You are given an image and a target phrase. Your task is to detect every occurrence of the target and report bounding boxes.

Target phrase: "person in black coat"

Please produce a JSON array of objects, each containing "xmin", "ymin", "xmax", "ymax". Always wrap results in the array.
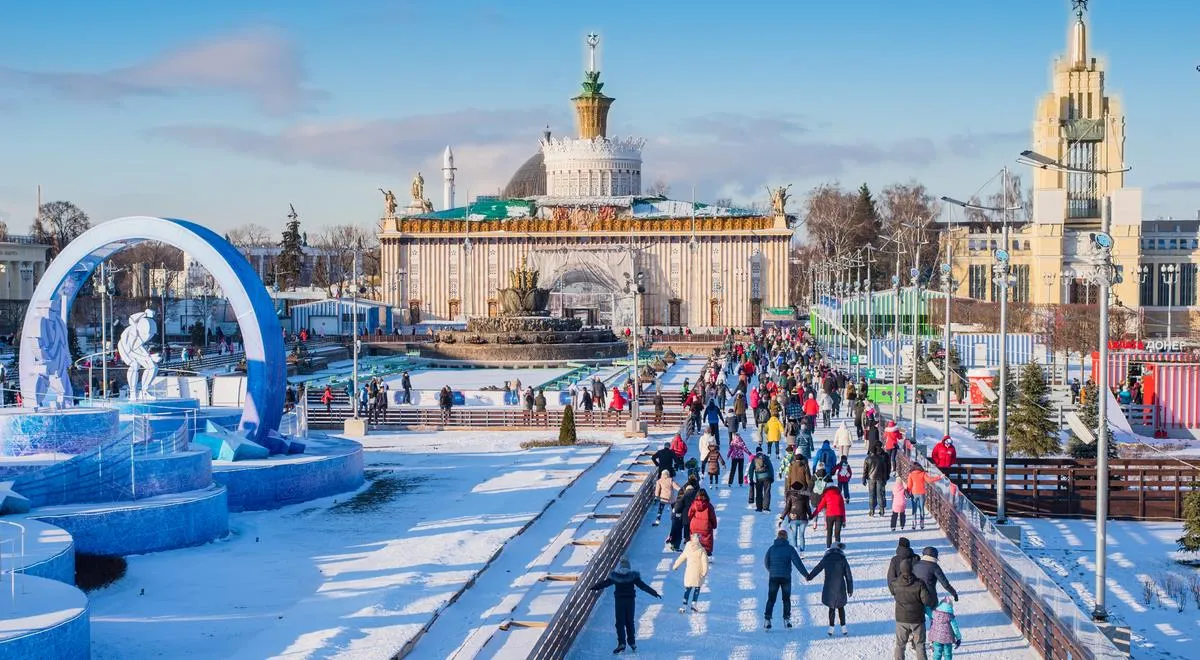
[
  {"xmin": 762, "ymin": 529, "xmax": 808, "ymax": 629},
  {"xmin": 889, "ymin": 558, "xmax": 936, "ymax": 659},
  {"xmin": 667, "ymin": 479, "xmax": 699, "ymax": 551},
  {"xmin": 887, "ymin": 537, "xmax": 916, "ymax": 594},
  {"xmin": 589, "ymin": 556, "xmax": 661, "ymax": 654},
  {"xmin": 911, "ymin": 546, "xmax": 959, "ymax": 602},
  {"xmin": 805, "ymin": 542, "xmax": 854, "ymax": 635},
  {"xmin": 652, "ymin": 442, "xmax": 677, "ymax": 477},
  {"xmin": 862, "ymin": 446, "xmax": 891, "ymax": 517}
]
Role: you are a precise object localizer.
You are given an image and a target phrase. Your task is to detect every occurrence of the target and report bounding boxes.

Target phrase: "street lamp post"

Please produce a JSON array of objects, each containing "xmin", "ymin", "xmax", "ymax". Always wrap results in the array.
[
  {"xmin": 1018, "ymin": 149, "xmax": 1132, "ymax": 623},
  {"xmin": 891, "ymin": 271, "xmax": 902, "ymax": 422},
  {"xmin": 909, "ymin": 265, "xmax": 921, "ymax": 441},
  {"xmin": 940, "ymin": 264, "xmax": 955, "ymax": 438},
  {"xmin": 1162, "ymin": 264, "xmax": 1178, "ymax": 345}
]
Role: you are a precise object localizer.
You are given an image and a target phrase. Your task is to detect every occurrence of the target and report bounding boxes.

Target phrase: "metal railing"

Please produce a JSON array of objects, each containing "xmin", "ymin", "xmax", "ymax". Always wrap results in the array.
[
  {"xmin": 896, "ymin": 449, "xmax": 1125, "ymax": 659},
  {"xmin": 529, "ymin": 447, "xmax": 658, "ymax": 659},
  {"xmin": 306, "ymin": 406, "xmax": 688, "ymax": 430}
]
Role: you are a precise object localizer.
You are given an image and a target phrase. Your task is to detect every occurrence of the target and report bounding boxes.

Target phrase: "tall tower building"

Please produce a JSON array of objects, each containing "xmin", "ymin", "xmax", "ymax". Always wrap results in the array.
[
  {"xmin": 442, "ymin": 146, "xmax": 456, "ymax": 211},
  {"xmin": 541, "ymin": 33, "xmax": 644, "ymax": 198},
  {"xmin": 1028, "ymin": 0, "xmax": 1141, "ymax": 307}
]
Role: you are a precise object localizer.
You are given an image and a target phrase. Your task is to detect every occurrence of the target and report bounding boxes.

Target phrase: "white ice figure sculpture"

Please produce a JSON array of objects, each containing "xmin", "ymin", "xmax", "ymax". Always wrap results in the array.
[
  {"xmin": 28, "ymin": 298, "xmax": 74, "ymax": 408},
  {"xmin": 117, "ymin": 308, "xmax": 160, "ymax": 400}
]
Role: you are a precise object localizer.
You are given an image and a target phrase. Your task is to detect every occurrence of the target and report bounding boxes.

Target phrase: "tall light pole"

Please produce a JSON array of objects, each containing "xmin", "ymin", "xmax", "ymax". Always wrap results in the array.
[
  {"xmin": 940, "ymin": 263, "xmax": 955, "ymax": 438},
  {"xmin": 909, "ymin": 264, "xmax": 921, "ymax": 441},
  {"xmin": 351, "ymin": 239, "xmax": 362, "ymax": 420},
  {"xmin": 1161, "ymin": 264, "xmax": 1178, "ymax": 345},
  {"xmin": 1017, "ymin": 149, "xmax": 1132, "ymax": 623},
  {"xmin": 942, "ymin": 171, "xmax": 1023, "ymax": 523}
]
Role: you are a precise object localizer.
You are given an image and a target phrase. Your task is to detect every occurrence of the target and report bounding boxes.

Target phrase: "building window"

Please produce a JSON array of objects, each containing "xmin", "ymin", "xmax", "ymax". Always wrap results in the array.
[
  {"xmin": 1066, "ymin": 141, "xmax": 1098, "ymax": 218},
  {"xmin": 1139, "ymin": 265, "xmax": 1155, "ymax": 306},
  {"xmin": 1181, "ymin": 263, "xmax": 1198, "ymax": 306},
  {"xmin": 968, "ymin": 264, "xmax": 988, "ymax": 300},
  {"xmin": 1011, "ymin": 265, "xmax": 1031, "ymax": 303}
]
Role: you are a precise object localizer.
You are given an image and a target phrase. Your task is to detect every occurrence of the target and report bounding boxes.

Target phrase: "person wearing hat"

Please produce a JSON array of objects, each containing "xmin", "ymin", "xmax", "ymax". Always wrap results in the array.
[
  {"xmin": 887, "ymin": 538, "xmax": 917, "ymax": 591},
  {"xmin": 702, "ymin": 440, "xmax": 726, "ymax": 486},
  {"xmin": 672, "ymin": 534, "xmax": 710, "ymax": 613},
  {"xmin": 749, "ymin": 446, "xmax": 776, "ymax": 512},
  {"xmin": 804, "ymin": 542, "xmax": 854, "ymax": 636},
  {"xmin": 588, "ymin": 555, "xmax": 661, "ymax": 654},
  {"xmin": 912, "ymin": 546, "xmax": 959, "ymax": 603},
  {"xmin": 762, "ymin": 528, "xmax": 808, "ymax": 629},
  {"xmin": 652, "ymin": 441, "xmax": 678, "ymax": 478},
  {"xmin": 883, "ymin": 420, "xmax": 902, "ymax": 473},
  {"xmin": 931, "ymin": 435, "xmax": 958, "ymax": 471}
]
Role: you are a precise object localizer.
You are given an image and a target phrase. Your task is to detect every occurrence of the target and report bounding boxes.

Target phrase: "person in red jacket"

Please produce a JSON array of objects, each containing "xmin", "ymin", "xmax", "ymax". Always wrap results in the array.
[
  {"xmin": 802, "ymin": 393, "xmax": 820, "ymax": 431},
  {"xmin": 671, "ymin": 433, "xmax": 689, "ymax": 462},
  {"xmin": 811, "ymin": 480, "xmax": 846, "ymax": 548},
  {"xmin": 688, "ymin": 489, "xmax": 718, "ymax": 557},
  {"xmin": 930, "ymin": 435, "xmax": 957, "ymax": 470},
  {"xmin": 883, "ymin": 420, "xmax": 902, "ymax": 474}
]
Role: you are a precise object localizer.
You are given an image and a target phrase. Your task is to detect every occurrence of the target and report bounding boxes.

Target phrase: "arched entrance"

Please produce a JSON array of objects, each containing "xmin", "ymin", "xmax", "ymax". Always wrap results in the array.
[{"xmin": 19, "ymin": 216, "xmax": 285, "ymax": 443}]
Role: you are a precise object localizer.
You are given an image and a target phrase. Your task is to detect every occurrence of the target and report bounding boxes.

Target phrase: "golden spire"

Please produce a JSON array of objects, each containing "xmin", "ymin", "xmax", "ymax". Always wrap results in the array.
[
  {"xmin": 1070, "ymin": 0, "xmax": 1088, "ymax": 69},
  {"xmin": 573, "ymin": 33, "xmax": 613, "ymax": 139}
]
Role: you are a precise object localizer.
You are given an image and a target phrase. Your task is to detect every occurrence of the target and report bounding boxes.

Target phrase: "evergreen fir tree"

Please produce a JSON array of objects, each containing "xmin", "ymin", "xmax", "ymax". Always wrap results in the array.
[
  {"xmin": 851, "ymin": 183, "xmax": 880, "ymax": 246},
  {"xmin": 1179, "ymin": 490, "xmax": 1200, "ymax": 552},
  {"xmin": 916, "ymin": 341, "xmax": 938, "ymax": 385},
  {"xmin": 276, "ymin": 214, "xmax": 304, "ymax": 291},
  {"xmin": 558, "ymin": 405, "xmax": 578, "ymax": 445},
  {"xmin": 973, "ymin": 364, "xmax": 1015, "ymax": 442},
  {"xmin": 1008, "ymin": 362, "xmax": 1061, "ymax": 457},
  {"xmin": 1067, "ymin": 381, "xmax": 1118, "ymax": 459}
]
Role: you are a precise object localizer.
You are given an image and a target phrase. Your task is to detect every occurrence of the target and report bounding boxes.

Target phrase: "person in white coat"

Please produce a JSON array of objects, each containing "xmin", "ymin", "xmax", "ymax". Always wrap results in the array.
[
  {"xmin": 832, "ymin": 421, "xmax": 854, "ymax": 458},
  {"xmin": 672, "ymin": 534, "xmax": 710, "ymax": 612}
]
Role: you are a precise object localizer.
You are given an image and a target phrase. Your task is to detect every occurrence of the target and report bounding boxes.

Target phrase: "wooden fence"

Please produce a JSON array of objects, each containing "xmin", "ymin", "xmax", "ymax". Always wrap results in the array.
[
  {"xmin": 943, "ymin": 457, "xmax": 1200, "ymax": 521},
  {"xmin": 306, "ymin": 405, "xmax": 688, "ymax": 430},
  {"xmin": 527, "ymin": 450, "xmax": 658, "ymax": 659},
  {"xmin": 896, "ymin": 450, "xmax": 1125, "ymax": 659}
]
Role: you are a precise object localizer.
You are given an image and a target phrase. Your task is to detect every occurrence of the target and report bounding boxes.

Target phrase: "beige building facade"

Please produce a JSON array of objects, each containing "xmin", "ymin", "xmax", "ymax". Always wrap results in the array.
[
  {"xmin": 378, "ymin": 36, "xmax": 795, "ymax": 329},
  {"xmin": 0, "ymin": 235, "xmax": 49, "ymax": 302},
  {"xmin": 944, "ymin": 5, "xmax": 1199, "ymax": 337}
]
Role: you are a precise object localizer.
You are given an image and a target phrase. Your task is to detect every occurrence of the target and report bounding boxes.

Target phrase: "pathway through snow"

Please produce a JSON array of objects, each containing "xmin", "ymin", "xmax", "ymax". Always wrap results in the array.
[{"xmin": 570, "ymin": 415, "xmax": 1035, "ymax": 659}]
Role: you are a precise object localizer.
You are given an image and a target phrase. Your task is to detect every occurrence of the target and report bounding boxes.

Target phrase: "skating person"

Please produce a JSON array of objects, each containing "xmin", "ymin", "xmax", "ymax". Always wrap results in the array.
[
  {"xmin": 889, "ymin": 558, "xmax": 936, "ymax": 660},
  {"xmin": 687, "ymin": 489, "xmax": 718, "ymax": 558},
  {"xmin": 671, "ymin": 535, "xmax": 710, "ymax": 612},
  {"xmin": 930, "ymin": 435, "xmax": 957, "ymax": 470},
  {"xmin": 887, "ymin": 537, "xmax": 917, "ymax": 590},
  {"xmin": 704, "ymin": 399, "xmax": 725, "ymax": 440},
  {"xmin": 832, "ymin": 421, "xmax": 853, "ymax": 457},
  {"xmin": 652, "ymin": 469, "xmax": 678, "ymax": 526},
  {"xmin": 912, "ymin": 547, "xmax": 959, "ymax": 603},
  {"xmin": 670, "ymin": 433, "xmax": 688, "ymax": 465},
  {"xmin": 749, "ymin": 446, "xmax": 775, "ymax": 512},
  {"xmin": 905, "ymin": 464, "xmax": 942, "ymax": 530},
  {"xmin": 928, "ymin": 596, "xmax": 964, "ymax": 659},
  {"xmin": 726, "ymin": 432, "xmax": 750, "ymax": 486},
  {"xmin": 652, "ymin": 441, "xmax": 678, "ymax": 478},
  {"xmin": 863, "ymin": 445, "xmax": 891, "ymax": 517},
  {"xmin": 764, "ymin": 412, "xmax": 785, "ymax": 457},
  {"xmin": 787, "ymin": 446, "xmax": 814, "ymax": 495},
  {"xmin": 811, "ymin": 478, "xmax": 846, "ymax": 548},
  {"xmin": 890, "ymin": 476, "xmax": 909, "ymax": 531},
  {"xmin": 779, "ymin": 480, "xmax": 812, "ymax": 552},
  {"xmin": 667, "ymin": 476, "xmax": 699, "ymax": 552},
  {"xmin": 834, "ymin": 455, "xmax": 853, "ymax": 503},
  {"xmin": 762, "ymin": 528, "xmax": 808, "ymax": 629},
  {"xmin": 811, "ymin": 438, "xmax": 837, "ymax": 477},
  {"xmin": 883, "ymin": 420, "xmax": 901, "ymax": 472},
  {"xmin": 795, "ymin": 419, "xmax": 815, "ymax": 459},
  {"xmin": 588, "ymin": 556, "xmax": 661, "ymax": 654},
  {"xmin": 702, "ymin": 442, "xmax": 726, "ymax": 487},
  {"xmin": 818, "ymin": 389, "xmax": 833, "ymax": 428},
  {"xmin": 802, "ymin": 393, "xmax": 819, "ymax": 432},
  {"xmin": 805, "ymin": 542, "xmax": 854, "ymax": 636}
]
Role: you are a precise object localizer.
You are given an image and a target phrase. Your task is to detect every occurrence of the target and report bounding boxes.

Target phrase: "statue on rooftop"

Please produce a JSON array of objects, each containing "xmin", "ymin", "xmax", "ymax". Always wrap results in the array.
[
  {"xmin": 769, "ymin": 184, "xmax": 792, "ymax": 216},
  {"xmin": 379, "ymin": 189, "xmax": 397, "ymax": 217},
  {"xmin": 411, "ymin": 172, "xmax": 425, "ymax": 204}
]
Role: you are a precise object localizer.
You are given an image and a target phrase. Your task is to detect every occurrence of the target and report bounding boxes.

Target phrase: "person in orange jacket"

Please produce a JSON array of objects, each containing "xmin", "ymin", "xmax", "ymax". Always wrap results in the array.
[{"xmin": 904, "ymin": 464, "xmax": 942, "ymax": 530}]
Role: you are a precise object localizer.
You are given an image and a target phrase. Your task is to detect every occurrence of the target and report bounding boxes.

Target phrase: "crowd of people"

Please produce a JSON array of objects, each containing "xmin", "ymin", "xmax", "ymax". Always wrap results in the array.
[{"xmin": 600, "ymin": 327, "xmax": 965, "ymax": 658}]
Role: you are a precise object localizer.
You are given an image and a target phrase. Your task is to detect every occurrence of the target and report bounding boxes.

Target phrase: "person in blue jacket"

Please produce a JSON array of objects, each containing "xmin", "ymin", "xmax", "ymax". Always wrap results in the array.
[
  {"xmin": 704, "ymin": 399, "xmax": 725, "ymax": 445},
  {"xmin": 589, "ymin": 556, "xmax": 662, "ymax": 654},
  {"xmin": 812, "ymin": 439, "xmax": 837, "ymax": 477}
]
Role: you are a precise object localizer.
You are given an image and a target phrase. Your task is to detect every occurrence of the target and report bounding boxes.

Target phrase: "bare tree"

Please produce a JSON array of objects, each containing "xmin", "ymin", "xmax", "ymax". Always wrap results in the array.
[
  {"xmin": 226, "ymin": 223, "xmax": 274, "ymax": 250},
  {"xmin": 32, "ymin": 201, "xmax": 90, "ymax": 258},
  {"xmin": 802, "ymin": 183, "xmax": 858, "ymax": 261},
  {"xmin": 878, "ymin": 182, "xmax": 942, "ymax": 277},
  {"xmin": 310, "ymin": 224, "xmax": 380, "ymax": 298},
  {"xmin": 644, "ymin": 178, "xmax": 671, "ymax": 197}
]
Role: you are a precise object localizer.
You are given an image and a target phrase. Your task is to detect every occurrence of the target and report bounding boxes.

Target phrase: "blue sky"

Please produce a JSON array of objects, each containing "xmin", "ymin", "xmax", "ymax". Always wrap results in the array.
[{"xmin": 0, "ymin": 0, "xmax": 1197, "ymax": 235}]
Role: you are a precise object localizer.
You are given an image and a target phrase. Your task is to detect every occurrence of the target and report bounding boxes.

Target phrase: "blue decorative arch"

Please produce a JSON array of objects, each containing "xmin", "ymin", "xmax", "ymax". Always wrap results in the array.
[{"xmin": 19, "ymin": 216, "xmax": 285, "ymax": 443}]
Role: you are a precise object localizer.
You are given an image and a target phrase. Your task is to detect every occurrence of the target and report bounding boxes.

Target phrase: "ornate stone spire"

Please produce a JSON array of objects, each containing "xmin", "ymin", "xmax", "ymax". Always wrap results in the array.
[
  {"xmin": 573, "ymin": 33, "xmax": 613, "ymax": 140},
  {"xmin": 1070, "ymin": 0, "xmax": 1089, "ymax": 69}
]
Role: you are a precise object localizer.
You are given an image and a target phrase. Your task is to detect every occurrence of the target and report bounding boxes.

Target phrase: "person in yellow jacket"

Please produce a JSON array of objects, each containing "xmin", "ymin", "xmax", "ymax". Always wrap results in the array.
[{"xmin": 765, "ymin": 412, "xmax": 786, "ymax": 457}]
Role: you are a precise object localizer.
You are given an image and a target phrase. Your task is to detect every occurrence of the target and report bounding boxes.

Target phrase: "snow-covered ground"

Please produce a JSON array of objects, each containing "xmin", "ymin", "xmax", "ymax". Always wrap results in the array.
[
  {"xmin": 570, "ymin": 418, "xmax": 1035, "ymax": 659},
  {"xmin": 1015, "ymin": 517, "xmax": 1198, "ymax": 660},
  {"xmin": 87, "ymin": 429, "xmax": 634, "ymax": 659},
  {"xmin": 390, "ymin": 367, "xmax": 574, "ymax": 391}
]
